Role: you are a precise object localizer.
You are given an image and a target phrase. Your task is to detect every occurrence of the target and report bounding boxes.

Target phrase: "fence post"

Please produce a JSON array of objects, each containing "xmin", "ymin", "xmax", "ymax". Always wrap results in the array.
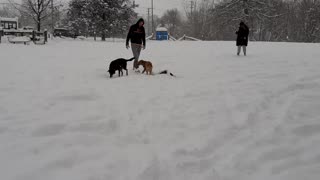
[
  {"xmin": 32, "ymin": 30, "xmax": 36, "ymax": 42},
  {"xmin": 44, "ymin": 29, "xmax": 47, "ymax": 44},
  {"xmin": 0, "ymin": 28, "xmax": 3, "ymax": 44}
]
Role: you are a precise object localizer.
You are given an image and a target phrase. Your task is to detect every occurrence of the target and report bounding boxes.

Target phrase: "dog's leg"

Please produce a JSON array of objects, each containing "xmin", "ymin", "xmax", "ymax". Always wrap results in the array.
[
  {"xmin": 142, "ymin": 68, "xmax": 146, "ymax": 74},
  {"xmin": 149, "ymin": 68, "xmax": 153, "ymax": 75},
  {"xmin": 125, "ymin": 69, "xmax": 128, "ymax": 76}
]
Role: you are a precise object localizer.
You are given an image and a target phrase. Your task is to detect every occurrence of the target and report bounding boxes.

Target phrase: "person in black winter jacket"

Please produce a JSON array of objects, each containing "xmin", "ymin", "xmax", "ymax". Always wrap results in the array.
[
  {"xmin": 126, "ymin": 18, "xmax": 146, "ymax": 70},
  {"xmin": 236, "ymin": 21, "xmax": 249, "ymax": 56}
]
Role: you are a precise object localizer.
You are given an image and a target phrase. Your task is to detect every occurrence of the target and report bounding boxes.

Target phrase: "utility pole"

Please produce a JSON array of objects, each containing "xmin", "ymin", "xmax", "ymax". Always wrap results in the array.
[
  {"xmin": 51, "ymin": 0, "xmax": 54, "ymax": 33},
  {"xmin": 147, "ymin": 8, "xmax": 151, "ymax": 36},
  {"xmin": 190, "ymin": 1, "xmax": 194, "ymax": 16},
  {"xmin": 189, "ymin": 1, "xmax": 196, "ymax": 37},
  {"xmin": 151, "ymin": 0, "xmax": 154, "ymax": 34}
]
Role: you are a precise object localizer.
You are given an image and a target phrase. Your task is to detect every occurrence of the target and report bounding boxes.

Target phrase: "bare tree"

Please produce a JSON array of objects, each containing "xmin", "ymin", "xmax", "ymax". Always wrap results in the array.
[
  {"xmin": 9, "ymin": 0, "xmax": 52, "ymax": 31},
  {"xmin": 161, "ymin": 9, "xmax": 183, "ymax": 37},
  {"xmin": 0, "ymin": 3, "xmax": 19, "ymax": 17},
  {"xmin": 295, "ymin": 0, "xmax": 320, "ymax": 42},
  {"xmin": 182, "ymin": 0, "xmax": 320, "ymax": 42},
  {"xmin": 182, "ymin": 0, "xmax": 216, "ymax": 39}
]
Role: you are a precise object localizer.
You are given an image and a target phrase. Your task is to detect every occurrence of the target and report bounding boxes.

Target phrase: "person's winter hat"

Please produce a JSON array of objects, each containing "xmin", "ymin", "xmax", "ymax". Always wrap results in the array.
[{"xmin": 240, "ymin": 21, "xmax": 245, "ymax": 26}]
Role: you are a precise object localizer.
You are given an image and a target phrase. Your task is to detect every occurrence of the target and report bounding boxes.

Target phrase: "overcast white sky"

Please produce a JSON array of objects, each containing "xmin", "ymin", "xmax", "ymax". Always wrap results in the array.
[
  {"xmin": 133, "ymin": 0, "xmax": 186, "ymax": 16},
  {"xmin": 1, "ymin": 0, "xmax": 187, "ymax": 17}
]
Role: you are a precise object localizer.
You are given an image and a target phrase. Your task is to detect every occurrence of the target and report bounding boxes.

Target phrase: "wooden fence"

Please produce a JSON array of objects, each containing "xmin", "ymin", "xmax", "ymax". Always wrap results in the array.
[{"xmin": 0, "ymin": 29, "xmax": 48, "ymax": 44}]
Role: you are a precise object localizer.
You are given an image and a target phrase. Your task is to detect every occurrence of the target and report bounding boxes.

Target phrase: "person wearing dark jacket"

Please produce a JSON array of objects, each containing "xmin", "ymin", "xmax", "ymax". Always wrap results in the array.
[
  {"xmin": 236, "ymin": 21, "xmax": 249, "ymax": 56},
  {"xmin": 126, "ymin": 18, "xmax": 146, "ymax": 70}
]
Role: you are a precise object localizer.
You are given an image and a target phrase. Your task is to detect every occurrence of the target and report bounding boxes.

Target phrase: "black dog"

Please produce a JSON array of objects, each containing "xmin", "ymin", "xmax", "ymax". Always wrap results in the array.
[{"xmin": 108, "ymin": 57, "xmax": 135, "ymax": 78}]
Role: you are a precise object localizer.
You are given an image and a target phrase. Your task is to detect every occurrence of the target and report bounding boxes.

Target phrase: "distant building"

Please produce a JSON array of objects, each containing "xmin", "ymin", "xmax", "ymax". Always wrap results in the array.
[
  {"xmin": 156, "ymin": 27, "xmax": 168, "ymax": 40},
  {"xmin": 0, "ymin": 17, "xmax": 19, "ymax": 30}
]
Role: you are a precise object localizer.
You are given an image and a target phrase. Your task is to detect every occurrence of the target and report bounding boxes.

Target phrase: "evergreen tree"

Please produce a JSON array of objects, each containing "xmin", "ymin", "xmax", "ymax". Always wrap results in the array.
[{"xmin": 67, "ymin": 0, "xmax": 137, "ymax": 41}]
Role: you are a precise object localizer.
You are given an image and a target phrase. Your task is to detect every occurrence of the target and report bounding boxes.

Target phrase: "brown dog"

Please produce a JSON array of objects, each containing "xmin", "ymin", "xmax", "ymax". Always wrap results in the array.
[{"xmin": 137, "ymin": 60, "xmax": 153, "ymax": 75}]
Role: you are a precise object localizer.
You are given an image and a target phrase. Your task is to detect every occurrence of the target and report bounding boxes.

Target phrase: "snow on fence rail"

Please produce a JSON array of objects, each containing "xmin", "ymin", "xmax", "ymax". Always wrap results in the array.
[
  {"xmin": 169, "ymin": 34, "xmax": 177, "ymax": 41},
  {"xmin": 0, "ymin": 29, "xmax": 48, "ymax": 45},
  {"xmin": 146, "ymin": 33, "xmax": 154, "ymax": 40},
  {"xmin": 178, "ymin": 34, "xmax": 202, "ymax": 41}
]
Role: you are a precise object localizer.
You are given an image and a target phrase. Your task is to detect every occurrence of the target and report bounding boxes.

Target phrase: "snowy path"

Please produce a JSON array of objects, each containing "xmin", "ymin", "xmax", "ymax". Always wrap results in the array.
[{"xmin": 0, "ymin": 40, "xmax": 320, "ymax": 180}]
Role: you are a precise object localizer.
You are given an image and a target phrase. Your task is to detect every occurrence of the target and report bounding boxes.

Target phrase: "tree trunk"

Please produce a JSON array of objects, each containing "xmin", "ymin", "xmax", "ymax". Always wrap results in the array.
[
  {"xmin": 37, "ymin": 16, "xmax": 41, "ymax": 31},
  {"xmin": 101, "ymin": 31, "xmax": 106, "ymax": 41}
]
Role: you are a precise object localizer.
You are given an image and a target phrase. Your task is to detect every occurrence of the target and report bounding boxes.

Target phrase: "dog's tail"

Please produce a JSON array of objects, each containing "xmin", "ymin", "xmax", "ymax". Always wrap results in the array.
[{"xmin": 126, "ymin": 57, "xmax": 135, "ymax": 61}]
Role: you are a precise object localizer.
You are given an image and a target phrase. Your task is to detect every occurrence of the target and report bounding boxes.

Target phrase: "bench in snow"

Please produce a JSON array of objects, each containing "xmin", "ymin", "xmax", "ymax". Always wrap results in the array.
[{"xmin": 8, "ymin": 36, "xmax": 31, "ymax": 45}]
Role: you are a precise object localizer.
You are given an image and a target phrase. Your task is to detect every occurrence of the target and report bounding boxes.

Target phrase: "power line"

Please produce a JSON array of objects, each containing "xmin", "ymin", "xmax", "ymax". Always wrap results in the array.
[{"xmin": 137, "ymin": 6, "xmax": 168, "ymax": 11}]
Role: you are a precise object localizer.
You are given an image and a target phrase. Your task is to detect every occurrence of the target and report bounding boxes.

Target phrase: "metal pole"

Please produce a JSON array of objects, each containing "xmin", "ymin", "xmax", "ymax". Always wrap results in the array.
[
  {"xmin": 51, "ymin": 0, "xmax": 54, "ymax": 33},
  {"xmin": 147, "ymin": 8, "xmax": 150, "ymax": 36},
  {"xmin": 151, "ymin": 0, "xmax": 154, "ymax": 34},
  {"xmin": 190, "ymin": 1, "xmax": 193, "ymax": 16}
]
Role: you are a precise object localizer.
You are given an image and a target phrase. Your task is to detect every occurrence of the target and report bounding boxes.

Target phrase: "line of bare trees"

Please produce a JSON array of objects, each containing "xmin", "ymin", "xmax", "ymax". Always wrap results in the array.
[
  {"xmin": 155, "ymin": 0, "xmax": 319, "ymax": 42},
  {"xmin": 2, "ymin": 0, "xmax": 319, "ymax": 42},
  {"xmin": 180, "ymin": 0, "xmax": 320, "ymax": 42}
]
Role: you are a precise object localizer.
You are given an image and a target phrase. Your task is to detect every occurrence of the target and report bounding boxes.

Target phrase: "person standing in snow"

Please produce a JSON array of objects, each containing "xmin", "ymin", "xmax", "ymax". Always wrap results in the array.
[
  {"xmin": 236, "ymin": 21, "xmax": 249, "ymax": 56},
  {"xmin": 126, "ymin": 18, "xmax": 146, "ymax": 70}
]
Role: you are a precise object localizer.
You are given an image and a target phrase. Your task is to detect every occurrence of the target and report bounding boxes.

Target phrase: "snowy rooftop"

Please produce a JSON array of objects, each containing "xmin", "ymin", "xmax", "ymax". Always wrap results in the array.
[
  {"xmin": 0, "ymin": 17, "xmax": 18, "ymax": 22},
  {"xmin": 156, "ymin": 27, "xmax": 168, "ymax": 32},
  {"xmin": 3, "ymin": 29, "xmax": 33, "ymax": 33}
]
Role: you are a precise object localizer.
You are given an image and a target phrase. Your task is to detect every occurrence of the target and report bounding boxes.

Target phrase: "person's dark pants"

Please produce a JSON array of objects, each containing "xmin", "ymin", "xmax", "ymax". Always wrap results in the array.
[{"xmin": 237, "ymin": 46, "xmax": 247, "ymax": 55}]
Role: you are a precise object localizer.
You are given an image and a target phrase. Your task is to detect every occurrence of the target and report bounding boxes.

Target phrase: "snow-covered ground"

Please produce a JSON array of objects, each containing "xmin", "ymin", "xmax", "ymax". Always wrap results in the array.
[{"xmin": 1, "ymin": 39, "xmax": 320, "ymax": 180}]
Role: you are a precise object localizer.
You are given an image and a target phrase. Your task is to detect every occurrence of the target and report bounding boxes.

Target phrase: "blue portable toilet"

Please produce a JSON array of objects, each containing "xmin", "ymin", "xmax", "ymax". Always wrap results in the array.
[{"xmin": 156, "ymin": 27, "xmax": 168, "ymax": 40}]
